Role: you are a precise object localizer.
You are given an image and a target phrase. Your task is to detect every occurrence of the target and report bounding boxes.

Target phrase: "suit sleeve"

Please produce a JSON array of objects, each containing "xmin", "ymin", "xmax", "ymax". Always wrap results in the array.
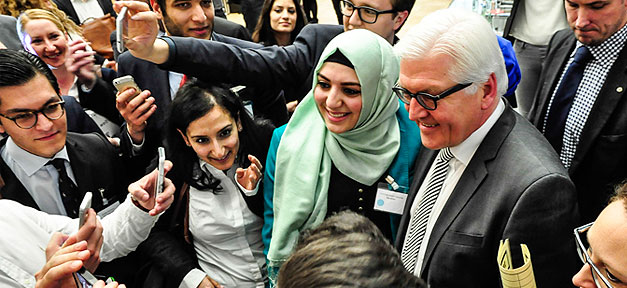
[
  {"xmin": 503, "ymin": 173, "xmax": 580, "ymax": 287},
  {"xmin": 158, "ymin": 25, "xmax": 337, "ymax": 92},
  {"xmin": 78, "ymin": 68, "xmax": 123, "ymax": 125}
]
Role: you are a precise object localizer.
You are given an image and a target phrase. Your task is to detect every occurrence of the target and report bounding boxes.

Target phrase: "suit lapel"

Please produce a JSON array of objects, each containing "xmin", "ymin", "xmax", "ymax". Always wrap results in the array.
[
  {"xmin": 569, "ymin": 44, "xmax": 627, "ymax": 173},
  {"xmin": 530, "ymin": 32, "xmax": 576, "ymax": 127},
  {"xmin": 65, "ymin": 134, "xmax": 91, "ymax": 200},
  {"xmin": 420, "ymin": 107, "xmax": 517, "ymax": 275}
]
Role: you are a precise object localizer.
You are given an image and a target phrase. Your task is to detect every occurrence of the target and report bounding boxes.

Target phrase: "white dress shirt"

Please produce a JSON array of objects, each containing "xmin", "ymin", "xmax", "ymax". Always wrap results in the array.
[
  {"xmin": 0, "ymin": 194, "xmax": 161, "ymax": 287},
  {"xmin": 71, "ymin": 0, "xmax": 105, "ymax": 24},
  {"xmin": 1, "ymin": 138, "xmax": 75, "ymax": 216},
  {"xmin": 408, "ymin": 99, "xmax": 505, "ymax": 275},
  {"xmin": 180, "ymin": 160, "xmax": 265, "ymax": 288}
]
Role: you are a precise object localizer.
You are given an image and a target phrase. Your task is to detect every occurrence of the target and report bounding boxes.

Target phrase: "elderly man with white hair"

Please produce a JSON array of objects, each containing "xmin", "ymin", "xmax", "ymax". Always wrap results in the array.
[{"xmin": 393, "ymin": 9, "xmax": 580, "ymax": 287}]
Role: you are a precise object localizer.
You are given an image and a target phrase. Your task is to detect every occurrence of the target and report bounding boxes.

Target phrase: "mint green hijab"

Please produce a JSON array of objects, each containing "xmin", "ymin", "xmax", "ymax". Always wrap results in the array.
[{"xmin": 268, "ymin": 29, "xmax": 401, "ymax": 269}]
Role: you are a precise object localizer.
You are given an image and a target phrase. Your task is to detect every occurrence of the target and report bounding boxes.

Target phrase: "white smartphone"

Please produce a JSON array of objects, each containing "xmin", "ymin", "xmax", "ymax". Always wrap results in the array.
[
  {"xmin": 116, "ymin": 6, "xmax": 128, "ymax": 54},
  {"xmin": 112, "ymin": 75, "xmax": 142, "ymax": 99},
  {"xmin": 155, "ymin": 147, "xmax": 165, "ymax": 200},
  {"xmin": 78, "ymin": 192, "xmax": 93, "ymax": 229}
]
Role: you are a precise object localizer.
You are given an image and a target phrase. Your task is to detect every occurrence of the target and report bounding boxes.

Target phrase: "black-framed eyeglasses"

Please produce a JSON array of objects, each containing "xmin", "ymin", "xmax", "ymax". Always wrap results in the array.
[
  {"xmin": 574, "ymin": 222, "xmax": 615, "ymax": 288},
  {"xmin": 339, "ymin": 0, "xmax": 396, "ymax": 24},
  {"xmin": 392, "ymin": 83, "xmax": 472, "ymax": 110},
  {"xmin": 0, "ymin": 100, "xmax": 65, "ymax": 129}
]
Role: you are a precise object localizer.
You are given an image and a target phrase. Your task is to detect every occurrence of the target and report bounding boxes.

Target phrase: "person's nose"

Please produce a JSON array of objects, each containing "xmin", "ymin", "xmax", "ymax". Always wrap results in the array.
[
  {"xmin": 191, "ymin": 4, "xmax": 208, "ymax": 22},
  {"xmin": 325, "ymin": 87, "xmax": 343, "ymax": 109},
  {"xmin": 407, "ymin": 98, "xmax": 428, "ymax": 122},
  {"xmin": 575, "ymin": 8, "xmax": 591, "ymax": 30},
  {"xmin": 209, "ymin": 140, "xmax": 226, "ymax": 159},
  {"xmin": 43, "ymin": 39, "xmax": 55, "ymax": 52},
  {"xmin": 281, "ymin": 10, "xmax": 290, "ymax": 19},
  {"xmin": 34, "ymin": 112, "xmax": 54, "ymax": 131},
  {"xmin": 572, "ymin": 263, "xmax": 598, "ymax": 288},
  {"xmin": 347, "ymin": 8, "xmax": 363, "ymax": 26}
]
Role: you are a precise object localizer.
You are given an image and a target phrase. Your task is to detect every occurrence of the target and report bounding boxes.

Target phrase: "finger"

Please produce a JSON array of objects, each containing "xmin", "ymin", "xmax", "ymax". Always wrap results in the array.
[
  {"xmin": 129, "ymin": 10, "xmax": 159, "ymax": 21},
  {"xmin": 209, "ymin": 277, "xmax": 221, "ymax": 287},
  {"xmin": 130, "ymin": 97, "xmax": 156, "ymax": 119},
  {"xmin": 41, "ymin": 259, "xmax": 84, "ymax": 283},
  {"xmin": 74, "ymin": 209, "xmax": 97, "ymax": 244},
  {"xmin": 116, "ymin": 88, "xmax": 138, "ymax": 103},
  {"xmin": 113, "ymin": 1, "xmax": 150, "ymax": 13},
  {"xmin": 249, "ymin": 155, "xmax": 262, "ymax": 170},
  {"xmin": 46, "ymin": 232, "xmax": 68, "ymax": 259},
  {"xmin": 163, "ymin": 160, "xmax": 173, "ymax": 175}
]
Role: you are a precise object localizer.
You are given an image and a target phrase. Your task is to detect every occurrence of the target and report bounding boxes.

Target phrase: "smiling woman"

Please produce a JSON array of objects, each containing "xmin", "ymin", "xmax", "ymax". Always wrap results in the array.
[
  {"xmin": 19, "ymin": 9, "xmax": 122, "ymax": 138},
  {"xmin": 263, "ymin": 29, "xmax": 421, "ymax": 281},
  {"xmin": 136, "ymin": 80, "xmax": 275, "ymax": 287},
  {"xmin": 251, "ymin": 0, "xmax": 307, "ymax": 46}
]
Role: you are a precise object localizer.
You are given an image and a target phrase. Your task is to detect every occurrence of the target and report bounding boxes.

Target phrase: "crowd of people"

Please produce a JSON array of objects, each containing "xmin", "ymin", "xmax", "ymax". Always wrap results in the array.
[{"xmin": 0, "ymin": 0, "xmax": 625, "ymax": 287}]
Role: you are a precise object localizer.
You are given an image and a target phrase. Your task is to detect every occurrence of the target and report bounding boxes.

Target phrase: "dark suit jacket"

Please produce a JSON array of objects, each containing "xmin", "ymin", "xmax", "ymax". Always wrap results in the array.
[
  {"xmin": 62, "ymin": 95, "xmax": 104, "ymax": 135},
  {"xmin": 213, "ymin": 17, "xmax": 251, "ymax": 41},
  {"xmin": 52, "ymin": 0, "xmax": 116, "ymax": 25},
  {"xmin": 0, "ymin": 15, "xmax": 22, "ymax": 50},
  {"xmin": 159, "ymin": 24, "xmax": 344, "ymax": 103},
  {"xmin": 528, "ymin": 28, "xmax": 627, "ymax": 223},
  {"xmin": 0, "ymin": 132, "xmax": 127, "ymax": 213},
  {"xmin": 395, "ymin": 105, "xmax": 580, "ymax": 287}
]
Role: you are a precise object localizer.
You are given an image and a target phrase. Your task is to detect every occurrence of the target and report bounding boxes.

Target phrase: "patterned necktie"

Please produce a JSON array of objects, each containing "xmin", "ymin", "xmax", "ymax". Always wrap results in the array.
[
  {"xmin": 545, "ymin": 45, "xmax": 592, "ymax": 153},
  {"xmin": 401, "ymin": 147, "xmax": 454, "ymax": 274},
  {"xmin": 49, "ymin": 158, "xmax": 81, "ymax": 218}
]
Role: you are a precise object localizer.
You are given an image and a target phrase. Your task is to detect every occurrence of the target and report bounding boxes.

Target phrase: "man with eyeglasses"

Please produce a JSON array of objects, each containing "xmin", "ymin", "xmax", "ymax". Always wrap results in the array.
[
  {"xmin": 573, "ymin": 181, "xmax": 627, "ymax": 288},
  {"xmin": 394, "ymin": 9, "xmax": 580, "ymax": 287},
  {"xmin": 0, "ymin": 48, "xmax": 149, "ymax": 285}
]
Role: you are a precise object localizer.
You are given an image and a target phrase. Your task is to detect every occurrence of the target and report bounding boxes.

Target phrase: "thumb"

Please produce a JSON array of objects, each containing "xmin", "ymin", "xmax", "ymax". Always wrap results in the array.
[{"xmin": 235, "ymin": 168, "xmax": 245, "ymax": 179}]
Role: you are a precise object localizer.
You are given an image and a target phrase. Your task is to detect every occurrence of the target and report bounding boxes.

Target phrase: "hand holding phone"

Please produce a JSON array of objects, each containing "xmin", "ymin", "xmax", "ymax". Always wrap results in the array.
[{"xmin": 78, "ymin": 192, "xmax": 93, "ymax": 229}]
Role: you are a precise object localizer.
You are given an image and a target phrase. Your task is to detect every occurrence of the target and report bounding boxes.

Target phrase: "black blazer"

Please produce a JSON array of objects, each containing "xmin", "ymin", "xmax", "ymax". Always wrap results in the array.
[
  {"xmin": 158, "ymin": 24, "xmax": 344, "ymax": 103},
  {"xmin": 528, "ymin": 28, "xmax": 627, "ymax": 223},
  {"xmin": 395, "ymin": 106, "xmax": 580, "ymax": 287},
  {"xmin": 0, "ymin": 132, "xmax": 128, "ymax": 213},
  {"xmin": 52, "ymin": 0, "xmax": 116, "ymax": 25}
]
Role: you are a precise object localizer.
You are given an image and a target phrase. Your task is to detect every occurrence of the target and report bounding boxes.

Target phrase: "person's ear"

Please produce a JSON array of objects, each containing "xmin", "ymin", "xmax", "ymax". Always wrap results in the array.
[
  {"xmin": 480, "ymin": 73, "xmax": 498, "ymax": 110},
  {"xmin": 152, "ymin": 0, "xmax": 164, "ymax": 17},
  {"xmin": 177, "ymin": 128, "xmax": 191, "ymax": 146},
  {"xmin": 237, "ymin": 116, "xmax": 243, "ymax": 132},
  {"xmin": 393, "ymin": 10, "xmax": 409, "ymax": 31}
]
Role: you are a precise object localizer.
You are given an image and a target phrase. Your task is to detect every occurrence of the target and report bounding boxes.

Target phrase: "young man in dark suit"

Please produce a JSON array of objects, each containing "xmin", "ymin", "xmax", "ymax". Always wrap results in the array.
[
  {"xmin": 394, "ymin": 9, "xmax": 579, "ymax": 287},
  {"xmin": 0, "ymin": 49, "xmax": 129, "ymax": 216},
  {"xmin": 0, "ymin": 49, "xmax": 143, "ymax": 284},
  {"xmin": 528, "ymin": 0, "xmax": 627, "ymax": 224}
]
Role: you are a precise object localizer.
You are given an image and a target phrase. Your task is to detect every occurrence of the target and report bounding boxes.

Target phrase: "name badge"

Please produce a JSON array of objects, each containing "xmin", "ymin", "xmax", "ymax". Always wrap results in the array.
[{"xmin": 373, "ymin": 184, "xmax": 407, "ymax": 215}]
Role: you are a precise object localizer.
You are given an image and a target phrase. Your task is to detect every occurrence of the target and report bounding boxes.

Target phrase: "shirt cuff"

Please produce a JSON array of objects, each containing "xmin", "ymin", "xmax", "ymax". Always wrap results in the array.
[
  {"xmin": 125, "ymin": 129, "xmax": 144, "ymax": 155},
  {"xmin": 179, "ymin": 269, "xmax": 206, "ymax": 288},
  {"xmin": 234, "ymin": 173, "xmax": 259, "ymax": 196}
]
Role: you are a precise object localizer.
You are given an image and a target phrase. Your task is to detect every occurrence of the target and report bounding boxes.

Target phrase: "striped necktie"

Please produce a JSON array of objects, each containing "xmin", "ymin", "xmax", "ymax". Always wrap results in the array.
[{"xmin": 401, "ymin": 147, "xmax": 454, "ymax": 273}]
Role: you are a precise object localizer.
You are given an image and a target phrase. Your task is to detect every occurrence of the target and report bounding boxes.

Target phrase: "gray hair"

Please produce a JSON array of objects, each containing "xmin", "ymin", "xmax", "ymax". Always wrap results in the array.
[{"xmin": 394, "ymin": 8, "xmax": 507, "ymax": 97}]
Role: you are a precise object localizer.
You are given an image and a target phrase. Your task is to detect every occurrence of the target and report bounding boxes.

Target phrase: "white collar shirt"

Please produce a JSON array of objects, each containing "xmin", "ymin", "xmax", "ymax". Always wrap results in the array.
[
  {"xmin": 185, "ymin": 160, "xmax": 265, "ymax": 287},
  {"xmin": 71, "ymin": 0, "xmax": 105, "ymax": 24},
  {"xmin": 410, "ymin": 99, "xmax": 505, "ymax": 275},
  {"xmin": 1, "ymin": 138, "xmax": 74, "ymax": 215}
]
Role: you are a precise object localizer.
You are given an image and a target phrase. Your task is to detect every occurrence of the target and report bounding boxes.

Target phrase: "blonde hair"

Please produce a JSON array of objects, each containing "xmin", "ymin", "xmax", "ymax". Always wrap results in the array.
[{"xmin": 20, "ymin": 7, "xmax": 82, "ymax": 37}]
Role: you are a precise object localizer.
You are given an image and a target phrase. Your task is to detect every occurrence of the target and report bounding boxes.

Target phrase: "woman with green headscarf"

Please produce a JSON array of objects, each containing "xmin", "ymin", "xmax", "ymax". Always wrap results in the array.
[{"xmin": 262, "ymin": 29, "xmax": 421, "ymax": 278}]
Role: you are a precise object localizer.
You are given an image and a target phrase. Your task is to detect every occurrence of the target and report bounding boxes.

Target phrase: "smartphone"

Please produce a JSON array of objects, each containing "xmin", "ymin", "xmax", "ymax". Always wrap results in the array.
[
  {"xmin": 116, "ymin": 6, "xmax": 128, "ymax": 54},
  {"xmin": 78, "ymin": 192, "xmax": 93, "ymax": 229},
  {"xmin": 155, "ymin": 147, "xmax": 165, "ymax": 200},
  {"xmin": 112, "ymin": 75, "xmax": 142, "ymax": 99}
]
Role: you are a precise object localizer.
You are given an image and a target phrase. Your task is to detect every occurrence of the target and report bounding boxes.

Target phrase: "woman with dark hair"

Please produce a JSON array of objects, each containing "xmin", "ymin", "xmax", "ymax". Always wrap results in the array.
[
  {"xmin": 137, "ymin": 80, "xmax": 274, "ymax": 288},
  {"xmin": 252, "ymin": 0, "xmax": 307, "ymax": 47}
]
